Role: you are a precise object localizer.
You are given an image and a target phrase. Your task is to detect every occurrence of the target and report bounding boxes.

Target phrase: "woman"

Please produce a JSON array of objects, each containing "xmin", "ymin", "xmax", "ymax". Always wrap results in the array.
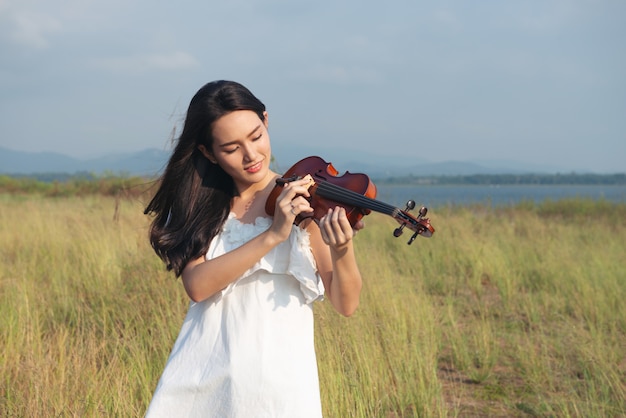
[{"xmin": 144, "ymin": 80, "xmax": 363, "ymax": 417}]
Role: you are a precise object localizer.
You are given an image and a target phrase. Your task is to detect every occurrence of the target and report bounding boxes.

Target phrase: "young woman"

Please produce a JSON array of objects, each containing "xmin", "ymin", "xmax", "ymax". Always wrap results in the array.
[{"xmin": 144, "ymin": 80, "xmax": 363, "ymax": 417}]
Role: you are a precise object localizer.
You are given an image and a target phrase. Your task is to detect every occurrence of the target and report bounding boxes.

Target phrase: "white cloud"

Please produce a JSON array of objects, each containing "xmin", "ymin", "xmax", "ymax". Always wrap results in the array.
[
  {"xmin": 1, "ymin": 0, "xmax": 624, "ymax": 172},
  {"xmin": 0, "ymin": 0, "xmax": 131, "ymax": 48},
  {"xmin": 515, "ymin": 1, "xmax": 581, "ymax": 33},
  {"xmin": 3, "ymin": 10, "xmax": 61, "ymax": 48},
  {"xmin": 93, "ymin": 51, "xmax": 199, "ymax": 74},
  {"xmin": 431, "ymin": 8, "xmax": 460, "ymax": 28},
  {"xmin": 289, "ymin": 64, "xmax": 383, "ymax": 85}
]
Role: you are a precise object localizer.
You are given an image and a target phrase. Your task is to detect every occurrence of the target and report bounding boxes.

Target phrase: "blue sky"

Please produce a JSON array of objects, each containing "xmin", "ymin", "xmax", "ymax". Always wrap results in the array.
[{"xmin": 1, "ymin": 0, "xmax": 624, "ymax": 173}]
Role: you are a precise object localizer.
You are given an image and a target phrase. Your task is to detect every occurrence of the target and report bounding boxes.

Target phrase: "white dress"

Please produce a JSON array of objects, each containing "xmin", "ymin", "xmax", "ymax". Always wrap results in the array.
[{"xmin": 145, "ymin": 214, "xmax": 325, "ymax": 418}]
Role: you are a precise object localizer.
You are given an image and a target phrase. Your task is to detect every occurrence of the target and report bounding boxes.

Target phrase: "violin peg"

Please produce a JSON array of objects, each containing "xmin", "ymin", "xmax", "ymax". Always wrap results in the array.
[
  {"xmin": 405, "ymin": 200, "xmax": 416, "ymax": 211},
  {"xmin": 419, "ymin": 206, "xmax": 428, "ymax": 217},
  {"xmin": 408, "ymin": 231, "xmax": 420, "ymax": 245},
  {"xmin": 393, "ymin": 224, "xmax": 405, "ymax": 237}
]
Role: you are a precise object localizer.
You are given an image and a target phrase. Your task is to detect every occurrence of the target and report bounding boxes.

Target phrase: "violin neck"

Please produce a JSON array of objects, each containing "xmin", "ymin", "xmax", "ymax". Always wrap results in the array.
[{"xmin": 315, "ymin": 181, "xmax": 399, "ymax": 217}]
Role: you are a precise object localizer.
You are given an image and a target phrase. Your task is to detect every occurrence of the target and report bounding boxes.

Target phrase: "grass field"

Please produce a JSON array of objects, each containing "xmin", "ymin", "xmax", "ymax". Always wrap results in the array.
[{"xmin": 1, "ymin": 193, "xmax": 624, "ymax": 417}]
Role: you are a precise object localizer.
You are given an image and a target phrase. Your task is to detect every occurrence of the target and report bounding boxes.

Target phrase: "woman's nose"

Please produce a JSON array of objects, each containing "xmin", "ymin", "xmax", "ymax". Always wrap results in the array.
[{"xmin": 241, "ymin": 144, "xmax": 257, "ymax": 161}]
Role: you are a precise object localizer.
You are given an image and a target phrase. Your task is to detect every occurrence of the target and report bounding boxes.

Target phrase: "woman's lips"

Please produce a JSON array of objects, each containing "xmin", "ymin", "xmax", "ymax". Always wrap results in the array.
[{"xmin": 245, "ymin": 161, "xmax": 262, "ymax": 173}]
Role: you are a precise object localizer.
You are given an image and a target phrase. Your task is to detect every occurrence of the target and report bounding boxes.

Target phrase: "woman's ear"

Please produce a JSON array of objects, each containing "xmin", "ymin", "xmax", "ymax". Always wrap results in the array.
[
  {"xmin": 263, "ymin": 111, "xmax": 269, "ymax": 128},
  {"xmin": 198, "ymin": 144, "xmax": 217, "ymax": 164}
]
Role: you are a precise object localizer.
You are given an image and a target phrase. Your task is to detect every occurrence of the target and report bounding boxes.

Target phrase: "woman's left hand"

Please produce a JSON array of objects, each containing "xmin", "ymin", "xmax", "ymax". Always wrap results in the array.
[{"xmin": 318, "ymin": 206, "xmax": 363, "ymax": 249}]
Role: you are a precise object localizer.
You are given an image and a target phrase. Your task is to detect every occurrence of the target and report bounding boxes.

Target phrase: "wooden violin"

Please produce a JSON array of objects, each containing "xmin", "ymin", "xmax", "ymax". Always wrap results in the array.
[{"xmin": 265, "ymin": 156, "xmax": 434, "ymax": 244}]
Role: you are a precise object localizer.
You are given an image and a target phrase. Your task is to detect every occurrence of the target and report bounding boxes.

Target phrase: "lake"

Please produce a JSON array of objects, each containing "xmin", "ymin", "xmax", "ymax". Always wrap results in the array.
[{"xmin": 375, "ymin": 184, "xmax": 626, "ymax": 208}]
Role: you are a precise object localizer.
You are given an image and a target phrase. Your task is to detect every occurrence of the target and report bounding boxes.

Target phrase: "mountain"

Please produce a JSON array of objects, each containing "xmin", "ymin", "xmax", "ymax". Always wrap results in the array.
[
  {"xmin": 0, "ymin": 145, "xmax": 567, "ymax": 177},
  {"xmin": 0, "ymin": 147, "xmax": 168, "ymax": 176}
]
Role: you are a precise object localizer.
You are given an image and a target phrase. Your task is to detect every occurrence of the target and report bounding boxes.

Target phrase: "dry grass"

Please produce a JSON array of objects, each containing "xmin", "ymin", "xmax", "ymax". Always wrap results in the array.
[{"xmin": 1, "ymin": 194, "xmax": 624, "ymax": 417}]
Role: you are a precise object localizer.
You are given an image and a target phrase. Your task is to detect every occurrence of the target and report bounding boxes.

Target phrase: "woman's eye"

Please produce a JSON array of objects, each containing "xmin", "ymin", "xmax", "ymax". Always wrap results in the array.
[
  {"xmin": 253, "ymin": 133, "xmax": 262, "ymax": 141},
  {"xmin": 224, "ymin": 147, "xmax": 238, "ymax": 154}
]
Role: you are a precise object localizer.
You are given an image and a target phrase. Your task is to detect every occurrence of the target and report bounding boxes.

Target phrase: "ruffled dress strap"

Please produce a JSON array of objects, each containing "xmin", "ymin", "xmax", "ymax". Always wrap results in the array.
[{"xmin": 206, "ymin": 214, "xmax": 324, "ymax": 304}]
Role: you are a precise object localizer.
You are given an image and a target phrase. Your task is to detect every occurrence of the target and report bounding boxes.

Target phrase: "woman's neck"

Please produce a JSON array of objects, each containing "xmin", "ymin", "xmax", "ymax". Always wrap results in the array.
[{"xmin": 231, "ymin": 171, "xmax": 279, "ymax": 223}]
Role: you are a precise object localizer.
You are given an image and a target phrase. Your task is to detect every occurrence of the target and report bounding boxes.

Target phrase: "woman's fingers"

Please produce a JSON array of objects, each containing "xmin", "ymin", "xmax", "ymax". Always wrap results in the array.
[
  {"xmin": 319, "ymin": 207, "xmax": 354, "ymax": 247},
  {"xmin": 288, "ymin": 195, "xmax": 314, "ymax": 217},
  {"xmin": 271, "ymin": 178, "xmax": 315, "ymax": 234},
  {"xmin": 280, "ymin": 176, "xmax": 312, "ymax": 199},
  {"xmin": 274, "ymin": 178, "xmax": 364, "ymax": 245},
  {"xmin": 276, "ymin": 177, "xmax": 314, "ymax": 218}
]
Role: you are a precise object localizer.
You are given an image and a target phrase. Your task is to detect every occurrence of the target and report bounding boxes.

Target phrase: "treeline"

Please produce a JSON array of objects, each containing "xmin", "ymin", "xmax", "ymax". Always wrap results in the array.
[
  {"xmin": 1, "ymin": 172, "xmax": 624, "ymax": 197},
  {"xmin": 0, "ymin": 173, "xmax": 155, "ymax": 197},
  {"xmin": 377, "ymin": 172, "xmax": 626, "ymax": 185}
]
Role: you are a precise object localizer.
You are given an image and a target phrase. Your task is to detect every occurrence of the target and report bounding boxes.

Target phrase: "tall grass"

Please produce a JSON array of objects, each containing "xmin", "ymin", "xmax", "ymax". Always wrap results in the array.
[
  {"xmin": 0, "ymin": 194, "xmax": 187, "ymax": 416},
  {"xmin": 1, "ymin": 194, "xmax": 624, "ymax": 417}
]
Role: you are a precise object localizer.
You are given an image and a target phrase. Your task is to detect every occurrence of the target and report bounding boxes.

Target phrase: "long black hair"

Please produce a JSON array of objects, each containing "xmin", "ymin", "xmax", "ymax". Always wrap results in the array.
[{"xmin": 144, "ymin": 80, "xmax": 267, "ymax": 276}]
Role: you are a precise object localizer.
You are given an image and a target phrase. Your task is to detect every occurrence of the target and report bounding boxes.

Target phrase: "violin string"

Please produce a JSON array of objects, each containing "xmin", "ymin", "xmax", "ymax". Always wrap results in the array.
[
  {"xmin": 316, "ymin": 181, "xmax": 397, "ymax": 214},
  {"xmin": 315, "ymin": 181, "xmax": 399, "ymax": 217},
  {"xmin": 315, "ymin": 180, "xmax": 426, "ymax": 232}
]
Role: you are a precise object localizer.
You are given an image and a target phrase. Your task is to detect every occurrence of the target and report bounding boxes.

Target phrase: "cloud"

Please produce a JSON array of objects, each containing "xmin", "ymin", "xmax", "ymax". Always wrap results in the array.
[
  {"xmin": 1, "ymin": 0, "xmax": 624, "ymax": 172},
  {"xmin": 514, "ymin": 1, "xmax": 581, "ymax": 33},
  {"xmin": 0, "ymin": 0, "xmax": 132, "ymax": 49},
  {"xmin": 2, "ymin": 9, "xmax": 62, "ymax": 48},
  {"xmin": 288, "ymin": 64, "xmax": 383, "ymax": 85},
  {"xmin": 92, "ymin": 51, "xmax": 199, "ymax": 74}
]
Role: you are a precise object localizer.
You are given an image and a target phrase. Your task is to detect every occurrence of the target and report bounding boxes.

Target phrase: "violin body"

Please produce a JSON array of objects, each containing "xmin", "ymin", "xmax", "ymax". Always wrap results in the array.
[
  {"xmin": 266, "ymin": 156, "xmax": 376, "ymax": 227},
  {"xmin": 265, "ymin": 156, "xmax": 434, "ymax": 244}
]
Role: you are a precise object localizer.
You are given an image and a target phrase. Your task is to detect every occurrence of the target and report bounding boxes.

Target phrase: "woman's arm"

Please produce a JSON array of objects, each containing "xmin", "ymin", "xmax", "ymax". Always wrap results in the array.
[
  {"xmin": 308, "ymin": 207, "xmax": 363, "ymax": 317},
  {"xmin": 182, "ymin": 230, "xmax": 283, "ymax": 302},
  {"xmin": 181, "ymin": 178, "xmax": 315, "ymax": 303}
]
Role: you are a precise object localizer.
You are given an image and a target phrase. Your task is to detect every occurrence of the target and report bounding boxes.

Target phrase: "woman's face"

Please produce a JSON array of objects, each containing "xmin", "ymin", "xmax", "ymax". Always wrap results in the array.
[{"xmin": 202, "ymin": 110, "xmax": 273, "ymax": 193}]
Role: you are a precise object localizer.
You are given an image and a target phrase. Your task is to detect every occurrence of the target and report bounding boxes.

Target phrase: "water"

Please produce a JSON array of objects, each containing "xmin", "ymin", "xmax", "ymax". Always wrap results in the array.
[{"xmin": 375, "ymin": 184, "xmax": 626, "ymax": 208}]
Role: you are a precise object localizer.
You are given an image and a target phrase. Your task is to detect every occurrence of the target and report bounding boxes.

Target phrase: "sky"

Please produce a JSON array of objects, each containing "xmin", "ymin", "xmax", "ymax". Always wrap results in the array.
[{"xmin": 1, "ymin": 0, "xmax": 625, "ymax": 173}]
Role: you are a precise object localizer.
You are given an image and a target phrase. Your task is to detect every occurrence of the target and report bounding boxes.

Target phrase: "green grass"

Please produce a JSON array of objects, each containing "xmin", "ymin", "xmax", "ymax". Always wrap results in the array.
[{"xmin": 1, "ymin": 194, "xmax": 624, "ymax": 417}]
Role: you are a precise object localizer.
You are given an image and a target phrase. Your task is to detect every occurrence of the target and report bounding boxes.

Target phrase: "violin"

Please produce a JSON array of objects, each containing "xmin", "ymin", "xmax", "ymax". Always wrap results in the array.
[{"xmin": 265, "ymin": 156, "xmax": 434, "ymax": 244}]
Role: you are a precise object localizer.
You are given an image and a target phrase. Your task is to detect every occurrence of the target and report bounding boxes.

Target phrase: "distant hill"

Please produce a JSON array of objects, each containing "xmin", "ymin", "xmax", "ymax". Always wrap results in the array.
[
  {"xmin": 0, "ymin": 145, "xmax": 579, "ymax": 177},
  {"xmin": 0, "ymin": 147, "xmax": 168, "ymax": 176},
  {"xmin": 269, "ymin": 144, "xmax": 568, "ymax": 177}
]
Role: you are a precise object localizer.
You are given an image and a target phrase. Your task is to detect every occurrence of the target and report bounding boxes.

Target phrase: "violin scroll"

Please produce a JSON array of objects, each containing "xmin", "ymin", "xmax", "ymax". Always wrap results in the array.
[{"xmin": 393, "ymin": 201, "xmax": 434, "ymax": 244}]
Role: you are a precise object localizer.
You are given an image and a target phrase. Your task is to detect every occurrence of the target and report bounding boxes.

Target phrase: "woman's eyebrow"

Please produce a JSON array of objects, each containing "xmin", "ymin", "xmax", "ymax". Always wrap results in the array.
[
  {"xmin": 218, "ymin": 124, "xmax": 262, "ymax": 147},
  {"xmin": 246, "ymin": 124, "xmax": 262, "ymax": 137}
]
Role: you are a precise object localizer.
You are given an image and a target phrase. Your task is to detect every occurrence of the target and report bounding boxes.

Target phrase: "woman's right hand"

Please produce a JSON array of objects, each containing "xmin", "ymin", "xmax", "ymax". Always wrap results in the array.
[
  {"xmin": 268, "ymin": 176, "xmax": 314, "ymax": 242},
  {"xmin": 182, "ymin": 176, "xmax": 315, "ymax": 303}
]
